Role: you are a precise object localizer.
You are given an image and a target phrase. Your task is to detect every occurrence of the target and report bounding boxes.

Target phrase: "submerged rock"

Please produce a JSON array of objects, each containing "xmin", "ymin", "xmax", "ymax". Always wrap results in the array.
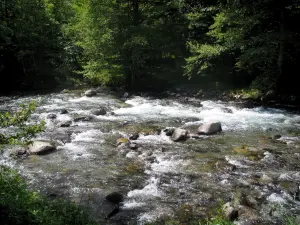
[
  {"xmin": 60, "ymin": 109, "xmax": 68, "ymax": 114},
  {"xmin": 57, "ymin": 120, "xmax": 72, "ymax": 127},
  {"xmin": 129, "ymin": 133, "xmax": 139, "ymax": 140},
  {"xmin": 47, "ymin": 113, "xmax": 57, "ymax": 119},
  {"xmin": 28, "ymin": 141, "xmax": 56, "ymax": 155},
  {"xmin": 91, "ymin": 107, "xmax": 107, "ymax": 116},
  {"xmin": 106, "ymin": 192, "xmax": 124, "ymax": 204},
  {"xmin": 73, "ymin": 115, "xmax": 93, "ymax": 122},
  {"xmin": 197, "ymin": 122, "xmax": 222, "ymax": 135},
  {"xmin": 84, "ymin": 89, "xmax": 97, "ymax": 97},
  {"xmin": 171, "ymin": 128, "xmax": 188, "ymax": 142}
]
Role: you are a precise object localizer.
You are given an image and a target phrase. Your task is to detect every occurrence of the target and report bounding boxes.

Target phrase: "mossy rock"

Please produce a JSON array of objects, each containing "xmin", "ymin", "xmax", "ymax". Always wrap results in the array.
[
  {"xmin": 233, "ymin": 145, "xmax": 263, "ymax": 161},
  {"xmin": 116, "ymin": 138, "xmax": 130, "ymax": 146},
  {"xmin": 120, "ymin": 123, "xmax": 162, "ymax": 135},
  {"xmin": 123, "ymin": 160, "xmax": 144, "ymax": 175}
]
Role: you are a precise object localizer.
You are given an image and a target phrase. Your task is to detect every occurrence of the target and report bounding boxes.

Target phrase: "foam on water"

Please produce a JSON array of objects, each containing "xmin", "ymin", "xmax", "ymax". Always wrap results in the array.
[{"xmin": 127, "ymin": 176, "xmax": 161, "ymax": 199}]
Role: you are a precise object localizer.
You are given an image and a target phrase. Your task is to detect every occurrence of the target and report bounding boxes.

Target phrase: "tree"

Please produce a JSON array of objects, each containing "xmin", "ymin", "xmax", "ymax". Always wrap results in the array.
[
  {"xmin": 184, "ymin": 0, "xmax": 300, "ymax": 92},
  {"xmin": 66, "ymin": 0, "xmax": 188, "ymax": 89}
]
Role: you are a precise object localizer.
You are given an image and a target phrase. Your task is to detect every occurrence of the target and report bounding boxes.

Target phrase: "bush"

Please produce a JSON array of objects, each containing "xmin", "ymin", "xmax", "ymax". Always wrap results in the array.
[{"xmin": 0, "ymin": 166, "xmax": 97, "ymax": 225}]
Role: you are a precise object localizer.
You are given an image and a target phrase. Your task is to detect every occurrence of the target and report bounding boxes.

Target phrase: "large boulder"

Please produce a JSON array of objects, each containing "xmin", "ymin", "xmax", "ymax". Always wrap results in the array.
[
  {"xmin": 28, "ymin": 141, "xmax": 56, "ymax": 155},
  {"xmin": 106, "ymin": 192, "xmax": 124, "ymax": 204},
  {"xmin": 197, "ymin": 122, "xmax": 222, "ymax": 135},
  {"xmin": 84, "ymin": 89, "xmax": 97, "ymax": 97},
  {"xmin": 91, "ymin": 107, "xmax": 106, "ymax": 116},
  {"xmin": 171, "ymin": 128, "xmax": 188, "ymax": 142}
]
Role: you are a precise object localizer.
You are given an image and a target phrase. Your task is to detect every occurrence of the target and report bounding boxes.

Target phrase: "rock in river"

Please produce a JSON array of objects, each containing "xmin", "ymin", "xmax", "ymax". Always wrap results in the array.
[
  {"xmin": 57, "ymin": 120, "xmax": 72, "ymax": 127},
  {"xmin": 28, "ymin": 141, "xmax": 56, "ymax": 155},
  {"xmin": 84, "ymin": 89, "xmax": 97, "ymax": 97},
  {"xmin": 171, "ymin": 128, "xmax": 188, "ymax": 142},
  {"xmin": 47, "ymin": 113, "xmax": 57, "ymax": 119},
  {"xmin": 106, "ymin": 192, "xmax": 124, "ymax": 204},
  {"xmin": 197, "ymin": 122, "xmax": 222, "ymax": 135},
  {"xmin": 91, "ymin": 107, "xmax": 106, "ymax": 116}
]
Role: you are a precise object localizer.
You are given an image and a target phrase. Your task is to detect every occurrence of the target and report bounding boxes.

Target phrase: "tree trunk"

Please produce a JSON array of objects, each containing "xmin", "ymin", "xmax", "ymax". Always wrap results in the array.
[
  {"xmin": 129, "ymin": 0, "xmax": 139, "ymax": 89},
  {"xmin": 276, "ymin": 10, "xmax": 285, "ymax": 92}
]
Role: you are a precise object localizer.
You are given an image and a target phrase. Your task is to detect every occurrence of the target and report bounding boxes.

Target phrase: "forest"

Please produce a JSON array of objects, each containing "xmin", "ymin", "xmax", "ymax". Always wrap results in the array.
[{"xmin": 1, "ymin": 0, "xmax": 300, "ymax": 94}]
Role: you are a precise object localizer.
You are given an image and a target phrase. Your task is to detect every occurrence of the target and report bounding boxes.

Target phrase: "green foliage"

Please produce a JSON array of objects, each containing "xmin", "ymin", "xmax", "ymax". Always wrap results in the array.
[
  {"xmin": 184, "ymin": 0, "xmax": 300, "ymax": 91},
  {"xmin": 65, "ymin": 0, "xmax": 188, "ymax": 88},
  {"xmin": 0, "ymin": 166, "xmax": 96, "ymax": 225},
  {"xmin": 0, "ymin": 102, "xmax": 45, "ymax": 146}
]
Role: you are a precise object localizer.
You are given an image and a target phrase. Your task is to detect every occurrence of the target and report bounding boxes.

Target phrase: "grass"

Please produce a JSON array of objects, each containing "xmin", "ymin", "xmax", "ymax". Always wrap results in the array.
[{"xmin": 0, "ymin": 166, "xmax": 97, "ymax": 225}]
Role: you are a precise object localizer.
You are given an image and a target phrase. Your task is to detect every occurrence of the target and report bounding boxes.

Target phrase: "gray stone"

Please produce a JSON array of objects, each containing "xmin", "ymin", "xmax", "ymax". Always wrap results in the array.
[
  {"xmin": 197, "ymin": 122, "xmax": 222, "ymax": 135},
  {"xmin": 73, "ymin": 116, "xmax": 93, "ymax": 122},
  {"xmin": 28, "ymin": 141, "xmax": 56, "ymax": 155},
  {"xmin": 84, "ymin": 89, "xmax": 97, "ymax": 97},
  {"xmin": 91, "ymin": 107, "xmax": 106, "ymax": 116},
  {"xmin": 47, "ymin": 113, "xmax": 57, "ymax": 119},
  {"xmin": 163, "ymin": 127, "xmax": 175, "ymax": 136},
  {"xmin": 171, "ymin": 128, "xmax": 188, "ymax": 142},
  {"xmin": 58, "ymin": 121, "xmax": 72, "ymax": 127}
]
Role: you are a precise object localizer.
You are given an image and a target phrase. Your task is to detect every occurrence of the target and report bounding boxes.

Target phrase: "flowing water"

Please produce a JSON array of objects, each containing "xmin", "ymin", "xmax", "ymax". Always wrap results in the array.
[{"xmin": 1, "ymin": 91, "xmax": 300, "ymax": 225}]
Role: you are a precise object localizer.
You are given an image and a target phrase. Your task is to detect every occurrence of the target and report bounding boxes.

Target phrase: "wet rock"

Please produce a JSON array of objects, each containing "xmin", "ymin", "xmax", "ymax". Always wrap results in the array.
[
  {"xmin": 238, "ymin": 206, "xmax": 262, "ymax": 224},
  {"xmin": 272, "ymin": 134, "xmax": 282, "ymax": 140},
  {"xmin": 73, "ymin": 115, "xmax": 93, "ymax": 122},
  {"xmin": 197, "ymin": 122, "xmax": 222, "ymax": 135},
  {"xmin": 171, "ymin": 128, "xmax": 188, "ymax": 142},
  {"xmin": 129, "ymin": 143, "xmax": 138, "ymax": 150},
  {"xmin": 28, "ymin": 141, "xmax": 56, "ymax": 155},
  {"xmin": 47, "ymin": 113, "xmax": 57, "ymax": 119},
  {"xmin": 106, "ymin": 192, "xmax": 123, "ymax": 204},
  {"xmin": 163, "ymin": 127, "xmax": 175, "ymax": 136},
  {"xmin": 222, "ymin": 108, "xmax": 233, "ymax": 113},
  {"xmin": 91, "ymin": 107, "xmax": 106, "ymax": 116},
  {"xmin": 123, "ymin": 92, "xmax": 129, "ymax": 98},
  {"xmin": 223, "ymin": 202, "xmax": 238, "ymax": 221},
  {"xmin": 116, "ymin": 138, "xmax": 130, "ymax": 146},
  {"xmin": 84, "ymin": 89, "xmax": 97, "ymax": 97},
  {"xmin": 16, "ymin": 149, "xmax": 28, "ymax": 156},
  {"xmin": 60, "ymin": 109, "xmax": 68, "ymax": 114},
  {"xmin": 57, "ymin": 120, "xmax": 72, "ymax": 127},
  {"xmin": 129, "ymin": 133, "xmax": 139, "ymax": 140}
]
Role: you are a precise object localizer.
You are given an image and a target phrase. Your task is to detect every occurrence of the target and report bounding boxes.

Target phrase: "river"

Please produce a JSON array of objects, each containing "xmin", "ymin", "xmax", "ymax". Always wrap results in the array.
[{"xmin": 1, "ymin": 89, "xmax": 300, "ymax": 224}]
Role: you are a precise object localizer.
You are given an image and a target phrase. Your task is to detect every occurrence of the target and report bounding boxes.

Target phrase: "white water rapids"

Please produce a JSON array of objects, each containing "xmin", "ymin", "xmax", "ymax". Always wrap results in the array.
[{"xmin": 1, "ymin": 93, "xmax": 300, "ymax": 224}]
